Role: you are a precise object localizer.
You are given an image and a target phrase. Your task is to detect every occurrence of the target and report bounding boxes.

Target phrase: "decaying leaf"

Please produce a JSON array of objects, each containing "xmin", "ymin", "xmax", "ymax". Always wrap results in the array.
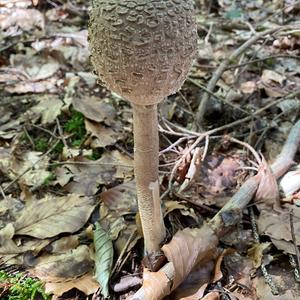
[
  {"xmin": 0, "ymin": 148, "xmax": 51, "ymax": 188},
  {"xmin": 100, "ymin": 182, "xmax": 139, "ymax": 255},
  {"xmin": 15, "ymin": 194, "xmax": 96, "ymax": 238},
  {"xmin": 29, "ymin": 95, "xmax": 63, "ymax": 124},
  {"xmin": 72, "ymin": 96, "xmax": 116, "ymax": 125},
  {"xmin": 94, "ymin": 222, "xmax": 114, "ymax": 298},
  {"xmin": 85, "ymin": 119, "xmax": 122, "ymax": 148},
  {"xmin": 247, "ymin": 243, "xmax": 272, "ymax": 269},
  {"xmin": 31, "ymin": 245, "xmax": 94, "ymax": 282},
  {"xmin": 257, "ymin": 206, "xmax": 300, "ymax": 254},
  {"xmin": 45, "ymin": 236, "xmax": 80, "ymax": 254},
  {"xmin": 55, "ymin": 151, "xmax": 133, "ymax": 195},
  {"xmin": 45, "ymin": 273, "xmax": 99, "ymax": 297}
]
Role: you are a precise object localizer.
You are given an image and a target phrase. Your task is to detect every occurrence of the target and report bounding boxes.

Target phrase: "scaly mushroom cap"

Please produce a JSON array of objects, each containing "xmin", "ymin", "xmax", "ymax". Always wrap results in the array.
[{"xmin": 89, "ymin": 0, "xmax": 197, "ymax": 105}]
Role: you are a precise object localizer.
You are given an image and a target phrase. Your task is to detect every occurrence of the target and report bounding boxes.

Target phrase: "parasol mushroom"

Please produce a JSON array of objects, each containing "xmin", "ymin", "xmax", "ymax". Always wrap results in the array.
[{"xmin": 89, "ymin": 0, "xmax": 197, "ymax": 264}]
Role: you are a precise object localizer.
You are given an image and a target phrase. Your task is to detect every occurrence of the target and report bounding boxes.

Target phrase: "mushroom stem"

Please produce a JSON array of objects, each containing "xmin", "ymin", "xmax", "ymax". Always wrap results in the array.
[{"xmin": 132, "ymin": 103, "xmax": 166, "ymax": 254}]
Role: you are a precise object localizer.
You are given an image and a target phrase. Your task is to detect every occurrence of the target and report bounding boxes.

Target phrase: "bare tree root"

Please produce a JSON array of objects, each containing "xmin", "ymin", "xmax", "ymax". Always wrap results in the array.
[{"xmin": 131, "ymin": 119, "xmax": 300, "ymax": 300}]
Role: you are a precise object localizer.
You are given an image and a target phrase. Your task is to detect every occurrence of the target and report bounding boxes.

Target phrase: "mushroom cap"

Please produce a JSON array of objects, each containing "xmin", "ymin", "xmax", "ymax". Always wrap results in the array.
[{"xmin": 89, "ymin": 0, "xmax": 197, "ymax": 105}]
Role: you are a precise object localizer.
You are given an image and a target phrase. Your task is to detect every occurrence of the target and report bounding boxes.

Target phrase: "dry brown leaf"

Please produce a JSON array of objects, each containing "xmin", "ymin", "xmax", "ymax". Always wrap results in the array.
[
  {"xmin": 200, "ymin": 154, "xmax": 243, "ymax": 202},
  {"xmin": 223, "ymin": 252, "xmax": 255, "ymax": 295},
  {"xmin": 1, "ymin": 149, "xmax": 51, "ymax": 188},
  {"xmin": 31, "ymin": 245, "xmax": 94, "ymax": 282},
  {"xmin": 0, "ymin": 224, "xmax": 20, "ymax": 255},
  {"xmin": 255, "ymin": 156, "xmax": 279, "ymax": 208},
  {"xmin": 45, "ymin": 236, "xmax": 80, "ymax": 254},
  {"xmin": 172, "ymin": 260, "xmax": 214, "ymax": 300},
  {"xmin": 162, "ymin": 224, "xmax": 219, "ymax": 290},
  {"xmin": 72, "ymin": 96, "xmax": 116, "ymax": 125},
  {"xmin": 14, "ymin": 194, "xmax": 96, "ymax": 238},
  {"xmin": 5, "ymin": 77, "xmax": 57, "ymax": 94},
  {"xmin": 100, "ymin": 182, "xmax": 139, "ymax": 252},
  {"xmin": 45, "ymin": 273, "xmax": 99, "ymax": 296},
  {"xmin": 257, "ymin": 206, "xmax": 300, "ymax": 254},
  {"xmin": 29, "ymin": 95, "xmax": 63, "ymax": 124},
  {"xmin": 261, "ymin": 70, "xmax": 286, "ymax": 85},
  {"xmin": 254, "ymin": 274, "xmax": 300, "ymax": 300},
  {"xmin": 85, "ymin": 119, "xmax": 122, "ymax": 148},
  {"xmin": 56, "ymin": 151, "xmax": 133, "ymax": 195},
  {"xmin": 213, "ymin": 248, "xmax": 235, "ymax": 283},
  {"xmin": 176, "ymin": 283, "xmax": 207, "ymax": 300}
]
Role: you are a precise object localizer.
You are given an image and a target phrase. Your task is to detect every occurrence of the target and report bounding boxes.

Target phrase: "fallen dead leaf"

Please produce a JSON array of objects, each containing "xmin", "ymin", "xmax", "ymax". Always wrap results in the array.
[
  {"xmin": 72, "ymin": 96, "xmax": 116, "ymax": 125},
  {"xmin": 162, "ymin": 224, "xmax": 219, "ymax": 290},
  {"xmin": 255, "ymin": 156, "xmax": 279, "ymax": 208},
  {"xmin": 45, "ymin": 273, "xmax": 99, "ymax": 297},
  {"xmin": 85, "ymin": 119, "xmax": 122, "ymax": 148},
  {"xmin": 28, "ymin": 95, "xmax": 64, "ymax": 124},
  {"xmin": 31, "ymin": 245, "xmax": 93, "ymax": 282},
  {"xmin": 14, "ymin": 194, "xmax": 96, "ymax": 238},
  {"xmin": 257, "ymin": 205, "xmax": 300, "ymax": 254}
]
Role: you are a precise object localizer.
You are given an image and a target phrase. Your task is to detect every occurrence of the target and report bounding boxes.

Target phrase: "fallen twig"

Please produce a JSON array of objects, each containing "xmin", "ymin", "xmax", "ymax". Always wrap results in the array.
[{"xmin": 194, "ymin": 25, "xmax": 300, "ymax": 129}]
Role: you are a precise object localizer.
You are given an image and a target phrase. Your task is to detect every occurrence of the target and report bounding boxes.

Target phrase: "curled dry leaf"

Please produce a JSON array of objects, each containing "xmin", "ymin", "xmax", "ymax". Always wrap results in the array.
[
  {"xmin": 162, "ymin": 224, "xmax": 219, "ymax": 290},
  {"xmin": 179, "ymin": 147, "xmax": 202, "ymax": 193},
  {"xmin": 255, "ymin": 156, "xmax": 279, "ymax": 208},
  {"xmin": 240, "ymin": 81, "xmax": 257, "ymax": 94}
]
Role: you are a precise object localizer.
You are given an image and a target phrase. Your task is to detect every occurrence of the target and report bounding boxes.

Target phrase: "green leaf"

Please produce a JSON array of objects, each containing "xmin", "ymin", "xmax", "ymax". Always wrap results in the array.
[{"xmin": 93, "ymin": 222, "xmax": 114, "ymax": 298}]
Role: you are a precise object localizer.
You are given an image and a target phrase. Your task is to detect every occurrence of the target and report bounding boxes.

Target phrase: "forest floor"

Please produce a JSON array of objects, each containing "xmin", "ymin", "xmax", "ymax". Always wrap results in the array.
[{"xmin": 1, "ymin": 0, "xmax": 300, "ymax": 299}]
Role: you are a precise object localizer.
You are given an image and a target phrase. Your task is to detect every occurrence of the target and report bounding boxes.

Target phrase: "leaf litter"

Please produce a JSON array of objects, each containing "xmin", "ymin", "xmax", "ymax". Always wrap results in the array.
[{"xmin": 0, "ymin": 0, "xmax": 300, "ymax": 299}]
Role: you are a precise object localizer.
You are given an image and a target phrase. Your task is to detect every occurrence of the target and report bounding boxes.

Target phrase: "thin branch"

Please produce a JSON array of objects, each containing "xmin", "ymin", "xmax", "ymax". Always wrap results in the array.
[{"xmin": 194, "ymin": 25, "xmax": 299, "ymax": 129}]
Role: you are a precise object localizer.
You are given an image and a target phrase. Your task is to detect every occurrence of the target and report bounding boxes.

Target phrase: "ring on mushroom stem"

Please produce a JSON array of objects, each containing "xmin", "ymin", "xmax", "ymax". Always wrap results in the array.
[{"xmin": 89, "ymin": 0, "xmax": 197, "ymax": 268}]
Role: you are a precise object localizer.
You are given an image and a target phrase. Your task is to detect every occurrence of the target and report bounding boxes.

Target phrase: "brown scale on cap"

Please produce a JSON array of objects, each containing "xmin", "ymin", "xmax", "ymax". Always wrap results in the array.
[{"xmin": 89, "ymin": 0, "xmax": 197, "ymax": 105}]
